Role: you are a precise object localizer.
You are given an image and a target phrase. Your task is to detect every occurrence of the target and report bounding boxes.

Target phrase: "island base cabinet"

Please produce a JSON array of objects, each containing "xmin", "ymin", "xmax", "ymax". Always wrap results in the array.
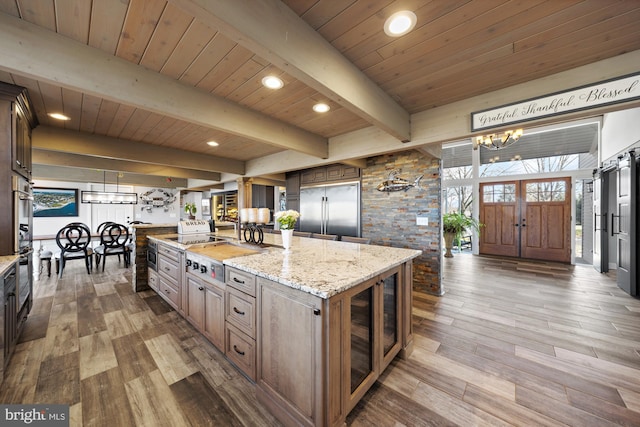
[
  {"xmin": 257, "ymin": 264, "xmax": 412, "ymax": 427},
  {"xmin": 185, "ymin": 274, "xmax": 225, "ymax": 350},
  {"xmin": 256, "ymin": 277, "xmax": 324, "ymax": 427}
]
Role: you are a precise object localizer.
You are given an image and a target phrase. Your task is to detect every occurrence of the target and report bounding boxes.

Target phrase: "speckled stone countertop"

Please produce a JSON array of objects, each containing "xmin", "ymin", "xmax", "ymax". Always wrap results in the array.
[
  {"xmin": 0, "ymin": 255, "xmax": 18, "ymax": 276},
  {"xmin": 149, "ymin": 231, "xmax": 421, "ymax": 299}
]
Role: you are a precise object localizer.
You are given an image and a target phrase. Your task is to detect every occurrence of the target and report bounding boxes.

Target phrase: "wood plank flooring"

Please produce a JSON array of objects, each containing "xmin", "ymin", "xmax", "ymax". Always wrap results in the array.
[{"xmin": 2, "ymin": 254, "xmax": 640, "ymax": 426}]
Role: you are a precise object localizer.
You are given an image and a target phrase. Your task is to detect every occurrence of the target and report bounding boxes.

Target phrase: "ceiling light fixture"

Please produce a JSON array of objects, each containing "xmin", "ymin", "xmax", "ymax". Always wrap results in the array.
[
  {"xmin": 313, "ymin": 103, "xmax": 330, "ymax": 113},
  {"xmin": 81, "ymin": 171, "xmax": 138, "ymax": 204},
  {"xmin": 261, "ymin": 75, "xmax": 284, "ymax": 89},
  {"xmin": 384, "ymin": 11, "xmax": 417, "ymax": 37},
  {"xmin": 473, "ymin": 129, "xmax": 524, "ymax": 150},
  {"xmin": 48, "ymin": 112, "xmax": 70, "ymax": 121},
  {"xmin": 206, "ymin": 140, "xmax": 219, "ymax": 147}
]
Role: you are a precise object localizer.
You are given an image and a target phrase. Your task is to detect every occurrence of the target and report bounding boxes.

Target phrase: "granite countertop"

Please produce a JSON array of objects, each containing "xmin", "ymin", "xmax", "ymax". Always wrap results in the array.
[
  {"xmin": 149, "ymin": 231, "xmax": 421, "ymax": 299},
  {"xmin": 0, "ymin": 255, "xmax": 18, "ymax": 276}
]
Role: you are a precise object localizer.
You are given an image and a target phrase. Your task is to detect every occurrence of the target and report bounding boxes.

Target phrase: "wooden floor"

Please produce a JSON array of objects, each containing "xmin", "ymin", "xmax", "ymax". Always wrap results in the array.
[{"xmin": 2, "ymin": 254, "xmax": 640, "ymax": 426}]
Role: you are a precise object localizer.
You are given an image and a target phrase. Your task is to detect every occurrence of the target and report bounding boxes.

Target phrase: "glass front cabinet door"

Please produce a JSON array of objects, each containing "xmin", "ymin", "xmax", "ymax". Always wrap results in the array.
[{"xmin": 347, "ymin": 265, "xmax": 402, "ymax": 411}]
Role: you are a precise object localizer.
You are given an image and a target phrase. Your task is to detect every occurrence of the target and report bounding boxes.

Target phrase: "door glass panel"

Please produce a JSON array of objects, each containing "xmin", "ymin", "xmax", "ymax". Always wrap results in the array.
[
  {"xmin": 382, "ymin": 273, "xmax": 398, "ymax": 356},
  {"xmin": 526, "ymin": 181, "xmax": 566, "ymax": 202},
  {"xmin": 483, "ymin": 184, "xmax": 516, "ymax": 203},
  {"xmin": 350, "ymin": 286, "xmax": 373, "ymax": 393}
]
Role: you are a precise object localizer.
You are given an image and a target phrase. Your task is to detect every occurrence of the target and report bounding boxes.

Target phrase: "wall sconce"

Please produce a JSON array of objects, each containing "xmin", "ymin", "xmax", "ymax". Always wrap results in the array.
[
  {"xmin": 585, "ymin": 181, "xmax": 594, "ymax": 193},
  {"xmin": 473, "ymin": 129, "xmax": 524, "ymax": 150}
]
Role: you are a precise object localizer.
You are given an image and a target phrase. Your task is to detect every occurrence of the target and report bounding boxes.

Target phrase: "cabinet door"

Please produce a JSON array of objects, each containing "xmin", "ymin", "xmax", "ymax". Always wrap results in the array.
[
  {"xmin": 257, "ymin": 277, "xmax": 323, "ymax": 426},
  {"xmin": 301, "ymin": 167, "xmax": 327, "ymax": 184},
  {"xmin": 379, "ymin": 266, "xmax": 402, "ymax": 369},
  {"xmin": 348, "ymin": 280, "xmax": 376, "ymax": 405},
  {"xmin": 203, "ymin": 283, "xmax": 225, "ymax": 349},
  {"xmin": 148, "ymin": 268, "xmax": 159, "ymax": 292},
  {"xmin": 185, "ymin": 275, "xmax": 205, "ymax": 329},
  {"xmin": 285, "ymin": 172, "xmax": 300, "ymax": 197}
]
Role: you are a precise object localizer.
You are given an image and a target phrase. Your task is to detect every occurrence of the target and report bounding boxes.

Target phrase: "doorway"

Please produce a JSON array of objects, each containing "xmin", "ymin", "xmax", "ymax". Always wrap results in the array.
[{"xmin": 479, "ymin": 177, "xmax": 572, "ymax": 263}]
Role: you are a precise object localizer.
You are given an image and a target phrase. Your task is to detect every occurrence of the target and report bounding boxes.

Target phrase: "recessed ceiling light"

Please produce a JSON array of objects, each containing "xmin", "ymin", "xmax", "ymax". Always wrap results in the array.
[
  {"xmin": 206, "ymin": 140, "xmax": 219, "ymax": 147},
  {"xmin": 313, "ymin": 103, "xmax": 330, "ymax": 113},
  {"xmin": 48, "ymin": 112, "xmax": 70, "ymax": 121},
  {"xmin": 384, "ymin": 11, "xmax": 417, "ymax": 37},
  {"xmin": 261, "ymin": 75, "xmax": 284, "ymax": 89}
]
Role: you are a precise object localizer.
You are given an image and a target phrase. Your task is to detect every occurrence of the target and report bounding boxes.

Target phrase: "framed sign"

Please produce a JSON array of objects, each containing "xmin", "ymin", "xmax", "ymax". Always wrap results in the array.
[
  {"xmin": 33, "ymin": 187, "xmax": 79, "ymax": 217},
  {"xmin": 201, "ymin": 198, "xmax": 211, "ymax": 215},
  {"xmin": 471, "ymin": 72, "xmax": 640, "ymax": 131}
]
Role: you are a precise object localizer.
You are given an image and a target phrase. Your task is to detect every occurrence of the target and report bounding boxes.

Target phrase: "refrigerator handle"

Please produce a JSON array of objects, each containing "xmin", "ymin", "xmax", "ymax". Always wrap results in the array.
[{"xmin": 321, "ymin": 196, "xmax": 326, "ymax": 234}]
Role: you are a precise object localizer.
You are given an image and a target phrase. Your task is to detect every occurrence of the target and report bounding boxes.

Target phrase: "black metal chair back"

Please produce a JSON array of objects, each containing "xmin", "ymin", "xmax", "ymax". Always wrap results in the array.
[
  {"xmin": 95, "ymin": 223, "xmax": 130, "ymax": 271},
  {"xmin": 55, "ymin": 223, "xmax": 93, "ymax": 277}
]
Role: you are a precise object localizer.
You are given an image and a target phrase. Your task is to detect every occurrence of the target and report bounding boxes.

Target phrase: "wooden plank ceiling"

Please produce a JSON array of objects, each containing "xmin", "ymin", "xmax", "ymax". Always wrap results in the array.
[{"xmin": 0, "ymin": 0, "xmax": 638, "ymax": 184}]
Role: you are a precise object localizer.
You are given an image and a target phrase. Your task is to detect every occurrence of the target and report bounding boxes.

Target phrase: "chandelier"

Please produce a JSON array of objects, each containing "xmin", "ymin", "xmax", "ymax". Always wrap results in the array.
[
  {"xmin": 81, "ymin": 171, "xmax": 138, "ymax": 204},
  {"xmin": 473, "ymin": 129, "xmax": 524, "ymax": 150}
]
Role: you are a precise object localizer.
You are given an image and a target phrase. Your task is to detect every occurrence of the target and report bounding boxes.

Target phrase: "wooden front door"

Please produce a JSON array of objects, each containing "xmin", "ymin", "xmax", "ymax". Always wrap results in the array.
[
  {"xmin": 478, "ymin": 182, "xmax": 519, "ymax": 257},
  {"xmin": 480, "ymin": 178, "xmax": 572, "ymax": 263}
]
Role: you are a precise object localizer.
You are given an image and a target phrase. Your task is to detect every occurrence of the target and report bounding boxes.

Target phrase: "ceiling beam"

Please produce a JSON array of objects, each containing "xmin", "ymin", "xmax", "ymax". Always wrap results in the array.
[
  {"xmin": 33, "ymin": 126, "xmax": 241, "ymax": 175},
  {"xmin": 32, "ymin": 149, "xmax": 222, "ymax": 181},
  {"xmin": 33, "ymin": 165, "xmax": 189, "ymax": 188},
  {"xmin": 170, "ymin": 0, "xmax": 411, "ymax": 142},
  {"xmin": 0, "ymin": 12, "xmax": 328, "ymax": 158}
]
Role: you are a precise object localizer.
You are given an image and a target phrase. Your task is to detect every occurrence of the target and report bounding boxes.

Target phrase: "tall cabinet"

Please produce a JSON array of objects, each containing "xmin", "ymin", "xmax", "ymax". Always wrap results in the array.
[
  {"xmin": 0, "ymin": 82, "xmax": 37, "ymax": 385},
  {"xmin": 0, "ymin": 82, "xmax": 37, "ymax": 256}
]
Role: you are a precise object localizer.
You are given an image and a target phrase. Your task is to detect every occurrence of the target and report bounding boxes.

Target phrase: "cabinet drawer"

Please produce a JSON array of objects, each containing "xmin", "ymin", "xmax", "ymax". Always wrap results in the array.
[
  {"xmin": 158, "ymin": 257, "xmax": 180, "ymax": 279},
  {"xmin": 225, "ymin": 323, "xmax": 256, "ymax": 381},
  {"xmin": 158, "ymin": 244, "xmax": 180, "ymax": 262},
  {"xmin": 159, "ymin": 276, "xmax": 180, "ymax": 308},
  {"xmin": 148, "ymin": 268, "xmax": 159, "ymax": 291},
  {"xmin": 225, "ymin": 267, "xmax": 256, "ymax": 297},
  {"xmin": 226, "ymin": 287, "xmax": 256, "ymax": 338}
]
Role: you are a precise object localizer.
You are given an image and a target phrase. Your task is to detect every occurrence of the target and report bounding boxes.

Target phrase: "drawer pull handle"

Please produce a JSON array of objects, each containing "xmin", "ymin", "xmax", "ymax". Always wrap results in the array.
[
  {"xmin": 233, "ymin": 307, "xmax": 245, "ymax": 316},
  {"xmin": 198, "ymin": 286, "xmax": 204, "ymax": 291},
  {"xmin": 233, "ymin": 277, "xmax": 245, "ymax": 284},
  {"xmin": 233, "ymin": 345, "xmax": 245, "ymax": 356}
]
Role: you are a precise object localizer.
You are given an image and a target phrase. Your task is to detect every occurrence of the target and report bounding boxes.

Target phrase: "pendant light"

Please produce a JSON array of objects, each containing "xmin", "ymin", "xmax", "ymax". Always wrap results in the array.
[{"xmin": 81, "ymin": 171, "xmax": 138, "ymax": 204}]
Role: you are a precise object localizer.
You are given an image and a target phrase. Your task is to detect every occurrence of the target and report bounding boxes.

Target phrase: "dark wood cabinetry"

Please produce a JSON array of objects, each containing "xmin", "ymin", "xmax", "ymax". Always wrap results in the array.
[
  {"xmin": 0, "ymin": 82, "xmax": 37, "ymax": 181},
  {"xmin": 251, "ymin": 184, "xmax": 274, "ymax": 210},
  {"xmin": 326, "ymin": 164, "xmax": 360, "ymax": 181},
  {"xmin": 301, "ymin": 167, "xmax": 327, "ymax": 184},
  {"xmin": 0, "ymin": 83, "xmax": 37, "ymax": 257}
]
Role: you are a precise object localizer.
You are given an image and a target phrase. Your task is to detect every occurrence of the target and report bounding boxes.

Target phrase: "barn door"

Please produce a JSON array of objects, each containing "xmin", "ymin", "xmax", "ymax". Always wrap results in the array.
[
  {"xmin": 520, "ymin": 178, "xmax": 571, "ymax": 263},
  {"xmin": 614, "ymin": 152, "xmax": 637, "ymax": 296},
  {"xmin": 592, "ymin": 169, "xmax": 609, "ymax": 273},
  {"xmin": 480, "ymin": 178, "xmax": 572, "ymax": 262}
]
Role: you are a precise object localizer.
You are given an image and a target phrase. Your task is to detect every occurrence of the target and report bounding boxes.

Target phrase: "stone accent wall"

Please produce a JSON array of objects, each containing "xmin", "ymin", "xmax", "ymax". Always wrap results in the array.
[
  {"xmin": 132, "ymin": 225, "xmax": 177, "ymax": 292},
  {"xmin": 362, "ymin": 150, "xmax": 442, "ymax": 295}
]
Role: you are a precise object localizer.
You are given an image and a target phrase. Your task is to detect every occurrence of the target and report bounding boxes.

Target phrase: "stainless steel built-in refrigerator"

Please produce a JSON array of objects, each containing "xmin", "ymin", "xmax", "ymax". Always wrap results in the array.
[{"xmin": 299, "ymin": 182, "xmax": 360, "ymax": 237}]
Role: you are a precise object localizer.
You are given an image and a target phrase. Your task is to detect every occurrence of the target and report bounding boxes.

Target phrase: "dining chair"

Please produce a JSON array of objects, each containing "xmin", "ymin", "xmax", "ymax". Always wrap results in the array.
[
  {"xmin": 93, "ymin": 223, "xmax": 130, "ymax": 271},
  {"xmin": 340, "ymin": 236, "xmax": 371, "ymax": 244},
  {"xmin": 311, "ymin": 233, "xmax": 339, "ymax": 240},
  {"xmin": 94, "ymin": 221, "xmax": 116, "ymax": 267},
  {"xmin": 54, "ymin": 222, "xmax": 93, "ymax": 278}
]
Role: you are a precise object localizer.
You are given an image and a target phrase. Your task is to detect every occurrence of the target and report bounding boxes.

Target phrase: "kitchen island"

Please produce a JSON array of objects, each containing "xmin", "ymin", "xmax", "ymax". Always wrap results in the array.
[{"xmin": 148, "ymin": 232, "xmax": 421, "ymax": 427}]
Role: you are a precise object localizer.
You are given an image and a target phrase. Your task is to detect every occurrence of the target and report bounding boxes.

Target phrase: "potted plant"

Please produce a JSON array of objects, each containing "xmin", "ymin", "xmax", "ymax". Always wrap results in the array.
[
  {"xmin": 184, "ymin": 202, "xmax": 197, "ymax": 219},
  {"xmin": 274, "ymin": 210, "xmax": 300, "ymax": 249},
  {"xmin": 442, "ymin": 212, "xmax": 483, "ymax": 258}
]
